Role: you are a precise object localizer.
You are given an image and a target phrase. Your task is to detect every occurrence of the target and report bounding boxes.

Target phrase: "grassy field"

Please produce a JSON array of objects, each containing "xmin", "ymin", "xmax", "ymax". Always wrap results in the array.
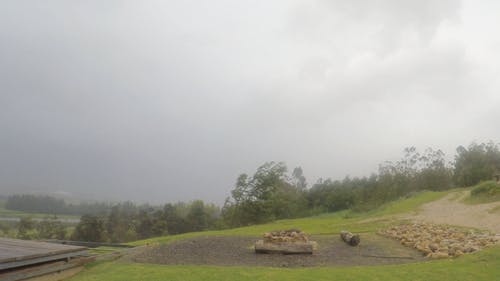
[
  {"xmin": 68, "ymin": 190, "xmax": 500, "ymax": 281},
  {"xmin": 0, "ymin": 206, "xmax": 80, "ymax": 220}
]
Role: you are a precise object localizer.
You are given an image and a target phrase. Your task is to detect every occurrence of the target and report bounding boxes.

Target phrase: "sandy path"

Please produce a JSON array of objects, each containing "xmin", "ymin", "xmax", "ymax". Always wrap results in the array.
[{"xmin": 408, "ymin": 190, "xmax": 500, "ymax": 234}]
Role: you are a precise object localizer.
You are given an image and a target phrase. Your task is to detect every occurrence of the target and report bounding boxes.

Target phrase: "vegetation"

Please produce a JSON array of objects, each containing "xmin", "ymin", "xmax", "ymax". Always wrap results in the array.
[
  {"xmin": 5, "ymin": 194, "xmax": 111, "ymax": 216},
  {"xmin": 454, "ymin": 142, "xmax": 500, "ymax": 187},
  {"xmin": 4, "ymin": 142, "xmax": 500, "ymax": 244},
  {"xmin": 70, "ymin": 192, "xmax": 498, "ymax": 281},
  {"xmin": 69, "ymin": 247, "xmax": 500, "ymax": 281},
  {"xmin": 465, "ymin": 181, "xmax": 500, "ymax": 204},
  {"xmin": 222, "ymin": 147, "xmax": 454, "ymax": 227},
  {"xmin": 71, "ymin": 200, "xmax": 220, "ymax": 243},
  {"xmin": 129, "ymin": 191, "xmax": 446, "ymax": 246},
  {"xmin": 221, "ymin": 162, "xmax": 308, "ymax": 227}
]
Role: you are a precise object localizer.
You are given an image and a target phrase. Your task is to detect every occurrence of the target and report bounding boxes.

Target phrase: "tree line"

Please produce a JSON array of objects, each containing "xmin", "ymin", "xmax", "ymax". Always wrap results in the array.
[
  {"xmin": 4, "ymin": 141, "xmax": 500, "ymax": 242},
  {"xmin": 71, "ymin": 200, "xmax": 219, "ymax": 242},
  {"xmin": 221, "ymin": 142, "xmax": 500, "ymax": 226},
  {"xmin": 5, "ymin": 195, "xmax": 111, "ymax": 215}
]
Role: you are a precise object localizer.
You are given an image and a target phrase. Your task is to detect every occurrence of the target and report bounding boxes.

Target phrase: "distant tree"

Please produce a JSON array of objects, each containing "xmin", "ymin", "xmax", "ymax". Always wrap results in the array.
[
  {"xmin": 292, "ymin": 167, "xmax": 307, "ymax": 190},
  {"xmin": 72, "ymin": 214, "xmax": 106, "ymax": 242},
  {"xmin": 147, "ymin": 209, "xmax": 168, "ymax": 237},
  {"xmin": 136, "ymin": 210, "xmax": 154, "ymax": 239},
  {"xmin": 37, "ymin": 217, "xmax": 66, "ymax": 239},
  {"xmin": 417, "ymin": 148, "xmax": 453, "ymax": 191},
  {"xmin": 17, "ymin": 217, "xmax": 36, "ymax": 240},
  {"xmin": 186, "ymin": 200, "xmax": 208, "ymax": 232},
  {"xmin": 162, "ymin": 203, "xmax": 191, "ymax": 234},
  {"xmin": 0, "ymin": 222, "xmax": 9, "ymax": 236},
  {"xmin": 454, "ymin": 142, "xmax": 500, "ymax": 186},
  {"xmin": 223, "ymin": 162, "xmax": 308, "ymax": 227}
]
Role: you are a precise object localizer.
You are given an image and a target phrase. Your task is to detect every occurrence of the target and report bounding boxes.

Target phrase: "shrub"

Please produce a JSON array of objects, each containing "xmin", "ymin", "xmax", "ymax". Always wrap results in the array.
[{"xmin": 470, "ymin": 181, "xmax": 500, "ymax": 196}]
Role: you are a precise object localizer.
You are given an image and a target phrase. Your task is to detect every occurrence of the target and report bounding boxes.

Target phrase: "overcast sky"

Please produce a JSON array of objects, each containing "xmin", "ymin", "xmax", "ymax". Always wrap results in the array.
[{"xmin": 1, "ymin": 0, "xmax": 499, "ymax": 204}]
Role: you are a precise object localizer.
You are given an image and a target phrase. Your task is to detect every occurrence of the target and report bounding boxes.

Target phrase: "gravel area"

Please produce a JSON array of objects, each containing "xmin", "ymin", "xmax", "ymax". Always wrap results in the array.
[{"xmin": 131, "ymin": 234, "xmax": 425, "ymax": 267}]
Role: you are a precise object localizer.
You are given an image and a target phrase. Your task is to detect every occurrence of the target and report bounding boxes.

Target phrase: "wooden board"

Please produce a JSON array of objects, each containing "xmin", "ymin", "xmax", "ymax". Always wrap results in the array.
[{"xmin": 0, "ymin": 238, "xmax": 87, "ymax": 270}]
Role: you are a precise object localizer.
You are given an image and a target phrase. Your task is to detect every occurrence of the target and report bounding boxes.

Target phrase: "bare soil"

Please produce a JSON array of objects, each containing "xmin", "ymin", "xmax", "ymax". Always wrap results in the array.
[
  {"xmin": 408, "ymin": 190, "xmax": 500, "ymax": 234},
  {"xmin": 130, "ymin": 234, "xmax": 425, "ymax": 267}
]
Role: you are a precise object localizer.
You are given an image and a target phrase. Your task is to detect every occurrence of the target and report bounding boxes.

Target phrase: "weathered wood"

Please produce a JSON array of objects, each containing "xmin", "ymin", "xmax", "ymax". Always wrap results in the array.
[
  {"xmin": 254, "ymin": 240, "xmax": 314, "ymax": 254},
  {"xmin": 340, "ymin": 230, "xmax": 360, "ymax": 246},
  {"xmin": 43, "ymin": 239, "xmax": 135, "ymax": 248},
  {"xmin": 0, "ymin": 238, "xmax": 87, "ymax": 270}
]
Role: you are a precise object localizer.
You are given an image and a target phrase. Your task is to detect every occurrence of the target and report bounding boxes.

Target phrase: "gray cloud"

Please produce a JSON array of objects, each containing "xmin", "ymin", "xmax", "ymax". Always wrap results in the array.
[{"xmin": 1, "ymin": 0, "xmax": 499, "ymax": 204}]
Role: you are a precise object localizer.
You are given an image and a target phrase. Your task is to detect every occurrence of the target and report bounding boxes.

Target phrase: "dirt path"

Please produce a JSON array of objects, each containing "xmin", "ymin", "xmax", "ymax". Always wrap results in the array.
[{"xmin": 408, "ymin": 190, "xmax": 500, "ymax": 234}]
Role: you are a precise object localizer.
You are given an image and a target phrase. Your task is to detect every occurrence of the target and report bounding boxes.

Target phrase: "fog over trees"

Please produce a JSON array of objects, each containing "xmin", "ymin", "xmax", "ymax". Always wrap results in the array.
[
  {"xmin": 5, "ymin": 141, "xmax": 499, "ymax": 242},
  {"xmin": 1, "ymin": 1, "xmax": 500, "ymax": 204}
]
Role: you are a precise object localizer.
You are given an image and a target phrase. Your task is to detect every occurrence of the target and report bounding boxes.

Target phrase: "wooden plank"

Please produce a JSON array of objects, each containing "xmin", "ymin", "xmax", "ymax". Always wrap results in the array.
[
  {"xmin": 42, "ymin": 239, "xmax": 135, "ymax": 248},
  {"xmin": 0, "ymin": 238, "xmax": 87, "ymax": 270},
  {"xmin": 0, "ymin": 250, "xmax": 88, "ymax": 270}
]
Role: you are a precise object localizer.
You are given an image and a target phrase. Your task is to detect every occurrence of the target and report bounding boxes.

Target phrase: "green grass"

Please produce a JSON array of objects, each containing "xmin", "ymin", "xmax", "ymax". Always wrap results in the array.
[
  {"xmin": 70, "ymin": 190, "xmax": 500, "ymax": 281},
  {"xmin": 88, "ymin": 246, "xmax": 127, "ymax": 255},
  {"xmin": 129, "ymin": 191, "xmax": 448, "ymax": 247},
  {"xmin": 465, "ymin": 181, "xmax": 500, "ymax": 204},
  {"xmin": 70, "ymin": 245, "xmax": 500, "ymax": 281},
  {"xmin": 0, "ymin": 207, "xmax": 80, "ymax": 220},
  {"xmin": 361, "ymin": 191, "xmax": 447, "ymax": 217}
]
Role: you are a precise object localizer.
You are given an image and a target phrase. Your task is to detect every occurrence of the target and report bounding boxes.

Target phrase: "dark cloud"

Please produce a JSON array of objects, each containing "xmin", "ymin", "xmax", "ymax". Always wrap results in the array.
[{"xmin": 0, "ymin": 0, "xmax": 498, "ymax": 204}]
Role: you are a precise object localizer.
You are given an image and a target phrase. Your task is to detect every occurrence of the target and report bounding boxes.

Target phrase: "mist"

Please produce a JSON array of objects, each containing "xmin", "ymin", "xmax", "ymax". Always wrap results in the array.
[{"xmin": 1, "ymin": 0, "xmax": 499, "ymax": 204}]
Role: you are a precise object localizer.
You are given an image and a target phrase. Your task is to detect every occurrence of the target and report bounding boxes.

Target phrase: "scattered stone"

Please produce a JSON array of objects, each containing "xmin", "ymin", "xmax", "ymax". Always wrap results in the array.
[
  {"xmin": 379, "ymin": 223, "xmax": 498, "ymax": 259},
  {"xmin": 256, "ymin": 229, "xmax": 316, "ymax": 255},
  {"xmin": 262, "ymin": 229, "xmax": 309, "ymax": 243}
]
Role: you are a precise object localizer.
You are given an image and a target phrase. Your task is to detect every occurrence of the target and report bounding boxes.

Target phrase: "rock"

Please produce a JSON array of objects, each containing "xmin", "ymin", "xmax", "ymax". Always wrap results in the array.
[
  {"xmin": 429, "ymin": 243, "xmax": 440, "ymax": 252},
  {"xmin": 379, "ymin": 222, "xmax": 498, "ymax": 258},
  {"xmin": 256, "ymin": 229, "xmax": 315, "ymax": 254}
]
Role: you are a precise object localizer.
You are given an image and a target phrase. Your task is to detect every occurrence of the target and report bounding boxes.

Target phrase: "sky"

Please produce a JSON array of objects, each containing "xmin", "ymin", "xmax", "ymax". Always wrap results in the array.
[{"xmin": 1, "ymin": 0, "xmax": 499, "ymax": 204}]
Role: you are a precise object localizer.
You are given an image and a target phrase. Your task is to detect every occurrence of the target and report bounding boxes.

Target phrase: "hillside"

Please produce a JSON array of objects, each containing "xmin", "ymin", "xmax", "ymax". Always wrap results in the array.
[
  {"xmin": 409, "ymin": 189, "xmax": 500, "ymax": 233},
  {"xmin": 67, "ymin": 190, "xmax": 500, "ymax": 281}
]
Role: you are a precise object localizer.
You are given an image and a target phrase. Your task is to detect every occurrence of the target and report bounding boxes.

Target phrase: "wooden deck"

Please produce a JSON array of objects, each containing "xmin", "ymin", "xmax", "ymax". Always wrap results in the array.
[{"xmin": 0, "ymin": 238, "xmax": 87, "ymax": 271}]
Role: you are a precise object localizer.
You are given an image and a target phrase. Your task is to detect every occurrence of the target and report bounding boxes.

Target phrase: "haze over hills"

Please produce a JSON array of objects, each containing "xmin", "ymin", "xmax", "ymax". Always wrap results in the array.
[{"xmin": 1, "ymin": 1, "xmax": 500, "ymax": 204}]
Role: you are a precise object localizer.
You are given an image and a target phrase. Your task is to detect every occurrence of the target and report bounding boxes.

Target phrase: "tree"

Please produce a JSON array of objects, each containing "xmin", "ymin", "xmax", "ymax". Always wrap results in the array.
[
  {"xmin": 37, "ymin": 217, "xmax": 66, "ymax": 239},
  {"xmin": 163, "ymin": 203, "xmax": 190, "ymax": 234},
  {"xmin": 223, "ymin": 162, "xmax": 308, "ymax": 227},
  {"xmin": 186, "ymin": 200, "xmax": 208, "ymax": 232},
  {"xmin": 17, "ymin": 217, "xmax": 36, "ymax": 239},
  {"xmin": 454, "ymin": 142, "xmax": 500, "ymax": 186},
  {"xmin": 292, "ymin": 167, "xmax": 307, "ymax": 190},
  {"xmin": 71, "ymin": 214, "xmax": 106, "ymax": 242}
]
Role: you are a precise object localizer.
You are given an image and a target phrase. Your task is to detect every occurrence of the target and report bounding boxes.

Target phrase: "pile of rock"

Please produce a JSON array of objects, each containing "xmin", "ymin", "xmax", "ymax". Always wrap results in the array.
[
  {"xmin": 255, "ymin": 229, "xmax": 315, "ymax": 254},
  {"xmin": 263, "ymin": 229, "xmax": 309, "ymax": 243},
  {"xmin": 379, "ymin": 223, "xmax": 498, "ymax": 259}
]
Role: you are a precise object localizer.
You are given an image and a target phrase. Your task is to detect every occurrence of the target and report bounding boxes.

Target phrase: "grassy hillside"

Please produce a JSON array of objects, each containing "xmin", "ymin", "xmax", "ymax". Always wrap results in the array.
[
  {"xmin": 69, "ymin": 246, "xmax": 500, "ymax": 281},
  {"xmin": 465, "ymin": 181, "xmax": 500, "ymax": 204},
  {"xmin": 68, "ymin": 190, "xmax": 500, "ymax": 281},
  {"xmin": 128, "ymin": 191, "xmax": 445, "ymax": 247}
]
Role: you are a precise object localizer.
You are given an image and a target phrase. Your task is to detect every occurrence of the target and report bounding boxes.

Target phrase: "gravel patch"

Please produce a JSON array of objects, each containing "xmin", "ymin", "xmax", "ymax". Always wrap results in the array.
[{"xmin": 131, "ymin": 234, "xmax": 425, "ymax": 267}]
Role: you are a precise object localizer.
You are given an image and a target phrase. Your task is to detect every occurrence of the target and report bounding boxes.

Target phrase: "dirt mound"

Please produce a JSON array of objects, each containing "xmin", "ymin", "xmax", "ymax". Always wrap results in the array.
[
  {"xmin": 131, "ymin": 235, "xmax": 425, "ymax": 267},
  {"xmin": 380, "ymin": 223, "xmax": 498, "ymax": 259}
]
